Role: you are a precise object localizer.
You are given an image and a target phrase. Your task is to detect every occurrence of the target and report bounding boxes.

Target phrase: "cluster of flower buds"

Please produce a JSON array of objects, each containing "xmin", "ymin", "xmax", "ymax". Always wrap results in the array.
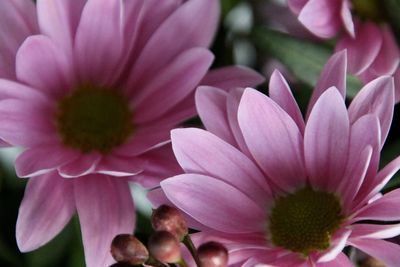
[{"xmin": 109, "ymin": 205, "xmax": 228, "ymax": 267}]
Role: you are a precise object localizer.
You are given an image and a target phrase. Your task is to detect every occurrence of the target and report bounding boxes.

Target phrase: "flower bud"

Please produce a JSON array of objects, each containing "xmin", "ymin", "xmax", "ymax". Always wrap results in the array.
[
  {"xmin": 198, "ymin": 241, "xmax": 228, "ymax": 267},
  {"xmin": 151, "ymin": 205, "xmax": 188, "ymax": 240},
  {"xmin": 148, "ymin": 231, "xmax": 181, "ymax": 263},
  {"xmin": 110, "ymin": 234, "xmax": 149, "ymax": 265}
]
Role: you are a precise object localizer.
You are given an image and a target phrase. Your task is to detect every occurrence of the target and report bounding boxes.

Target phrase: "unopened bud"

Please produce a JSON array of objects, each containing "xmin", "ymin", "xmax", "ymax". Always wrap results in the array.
[
  {"xmin": 148, "ymin": 231, "xmax": 181, "ymax": 263},
  {"xmin": 151, "ymin": 205, "xmax": 188, "ymax": 240},
  {"xmin": 111, "ymin": 234, "xmax": 149, "ymax": 265},
  {"xmin": 198, "ymin": 241, "xmax": 228, "ymax": 267}
]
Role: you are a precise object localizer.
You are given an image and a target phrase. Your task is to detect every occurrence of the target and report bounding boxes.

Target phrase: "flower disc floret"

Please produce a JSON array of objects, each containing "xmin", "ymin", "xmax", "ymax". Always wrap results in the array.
[
  {"xmin": 56, "ymin": 84, "xmax": 133, "ymax": 153},
  {"xmin": 269, "ymin": 187, "xmax": 344, "ymax": 256},
  {"xmin": 351, "ymin": 0, "xmax": 387, "ymax": 22}
]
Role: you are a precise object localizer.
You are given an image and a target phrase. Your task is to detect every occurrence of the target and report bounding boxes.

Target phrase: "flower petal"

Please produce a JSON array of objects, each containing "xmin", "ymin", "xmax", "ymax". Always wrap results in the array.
[
  {"xmin": 348, "ymin": 76, "xmax": 395, "ymax": 146},
  {"xmin": 16, "ymin": 35, "xmax": 74, "ymax": 98},
  {"xmin": 340, "ymin": 0, "xmax": 354, "ymax": 37},
  {"xmin": 74, "ymin": 0, "xmax": 124, "ymax": 85},
  {"xmin": 316, "ymin": 230, "xmax": 351, "ymax": 263},
  {"xmin": 304, "ymin": 87, "xmax": 350, "ymax": 191},
  {"xmin": 269, "ymin": 70, "xmax": 304, "ymax": 133},
  {"xmin": 95, "ymin": 155, "xmax": 146, "ymax": 177},
  {"xmin": 298, "ymin": 0, "xmax": 341, "ymax": 38},
  {"xmin": 307, "ymin": 50, "xmax": 347, "ymax": 118},
  {"xmin": 351, "ymin": 223, "xmax": 400, "ymax": 240},
  {"xmin": 349, "ymin": 239, "xmax": 400, "ymax": 267},
  {"xmin": 58, "ymin": 153, "xmax": 102, "ymax": 178},
  {"xmin": 195, "ymin": 86, "xmax": 236, "ymax": 145},
  {"xmin": 161, "ymin": 174, "xmax": 265, "ymax": 233},
  {"xmin": 171, "ymin": 128, "xmax": 270, "ymax": 204},
  {"xmin": 336, "ymin": 21, "xmax": 382, "ymax": 75},
  {"xmin": 316, "ymin": 253, "xmax": 353, "ymax": 267},
  {"xmin": 16, "ymin": 173, "xmax": 75, "ymax": 251},
  {"xmin": 238, "ymin": 88, "xmax": 306, "ymax": 190},
  {"xmin": 200, "ymin": 66, "xmax": 265, "ymax": 90},
  {"xmin": 74, "ymin": 175, "xmax": 135, "ymax": 267}
]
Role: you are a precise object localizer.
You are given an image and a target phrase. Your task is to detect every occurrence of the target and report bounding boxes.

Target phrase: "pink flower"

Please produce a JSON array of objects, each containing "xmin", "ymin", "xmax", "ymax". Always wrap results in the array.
[
  {"xmin": 0, "ymin": 0, "xmax": 264, "ymax": 266},
  {"xmin": 288, "ymin": 0, "xmax": 399, "ymax": 83},
  {"xmin": 152, "ymin": 51, "xmax": 400, "ymax": 266}
]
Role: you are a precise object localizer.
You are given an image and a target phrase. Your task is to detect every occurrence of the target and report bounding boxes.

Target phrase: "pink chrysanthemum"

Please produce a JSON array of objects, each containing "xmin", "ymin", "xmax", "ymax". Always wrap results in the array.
[
  {"xmin": 152, "ymin": 51, "xmax": 400, "ymax": 266},
  {"xmin": 0, "ymin": 0, "xmax": 264, "ymax": 266},
  {"xmin": 288, "ymin": 0, "xmax": 399, "ymax": 84}
]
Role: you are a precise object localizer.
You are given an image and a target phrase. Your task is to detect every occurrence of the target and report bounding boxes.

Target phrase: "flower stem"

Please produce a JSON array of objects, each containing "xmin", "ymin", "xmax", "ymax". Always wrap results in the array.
[{"xmin": 182, "ymin": 235, "xmax": 201, "ymax": 267}]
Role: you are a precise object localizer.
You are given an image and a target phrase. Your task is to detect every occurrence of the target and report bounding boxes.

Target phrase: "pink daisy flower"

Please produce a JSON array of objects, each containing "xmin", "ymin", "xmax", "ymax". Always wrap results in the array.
[
  {"xmin": 0, "ymin": 0, "xmax": 264, "ymax": 266},
  {"xmin": 152, "ymin": 51, "xmax": 400, "ymax": 266},
  {"xmin": 288, "ymin": 0, "xmax": 399, "ymax": 84}
]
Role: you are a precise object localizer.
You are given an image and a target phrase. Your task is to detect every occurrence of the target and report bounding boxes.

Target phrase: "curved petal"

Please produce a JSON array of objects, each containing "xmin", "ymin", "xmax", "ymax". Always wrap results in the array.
[
  {"xmin": 95, "ymin": 155, "xmax": 145, "ymax": 177},
  {"xmin": 352, "ymin": 189, "xmax": 400, "ymax": 221},
  {"xmin": 16, "ymin": 35, "xmax": 74, "ymax": 98},
  {"xmin": 316, "ymin": 230, "xmax": 351, "ymax": 262},
  {"xmin": 37, "ymin": 0, "xmax": 86, "ymax": 51},
  {"xmin": 195, "ymin": 86, "xmax": 236, "ymax": 145},
  {"xmin": 129, "ymin": 0, "xmax": 219, "ymax": 86},
  {"xmin": 348, "ymin": 76, "xmax": 394, "ymax": 146},
  {"xmin": 238, "ymin": 88, "xmax": 306, "ymax": 191},
  {"xmin": 171, "ymin": 128, "xmax": 271, "ymax": 204},
  {"xmin": 133, "ymin": 48, "xmax": 214, "ymax": 123},
  {"xmin": 307, "ymin": 50, "xmax": 347, "ymax": 118},
  {"xmin": 340, "ymin": 0, "xmax": 354, "ymax": 37},
  {"xmin": 269, "ymin": 70, "xmax": 304, "ymax": 133},
  {"xmin": 58, "ymin": 153, "xmax": 102, "ymax": 178},
  {"xmin": 287, "ymin": 0, "xmax": 308, "ymax": 14},
  {"xmin": 16, "ymin": 145, "xmax": 79, "ymax": 177},
  {"xmin": 336, "ymin": 21, "xmax": 382, "ymax": 75},
  {"xmin": 161, "ymin": 174, "xmax": 265, "ymax": 234},
  {"xmin": 304, "ymin": 87, "xmax": 350, "ymax": 191},
  {"xmin": 394, "ymin": 68, "xmax": 400, "ymax": 103},
  {"xmin": 16, "ymin": 173, "xmax": 75, "ymax": 252},
  {"xmin": 349, "ymin": 239, "xmax": 400, "ymax": 267},
  {"xmin": 74, "ymin": 0, "xmax": 124, "ymax": 85},
  {"xmin": 351, "ymin": 223, "xmax": 400, "ymax": 240},
  {"xmin": 200, "ymin": 66, "xmax": 265, "ymax": 90},
  {"xmin": 0, "ymin": 0, "xmax": 38, "ymax": 79},
  {"xmin": 74, "ymin": 176, "xmax": 135, "ymax": 267},
  {"xmin": 316, "ymin": 253, "xmax": 353, "ymax": 267},
  {"xmin": 298, "ymin": 0, "xmax": 341, "ymax": 38}
]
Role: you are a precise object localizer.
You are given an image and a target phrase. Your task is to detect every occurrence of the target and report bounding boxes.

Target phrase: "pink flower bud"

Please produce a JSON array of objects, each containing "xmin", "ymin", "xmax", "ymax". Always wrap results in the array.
[
  {"xmin": 148, "ymin": 231, "xmax": 181, "ymax": 263},
  {"xmin": 110, "ymin": 234, "xmax": 149, "ymax": 265},
  {"xmin": 198, "ymin": 241, "xmax": 228, "ymax": 267},
  {"xmin": 151, "ymin": 205, "xmax": 188, "ymax": 241}
]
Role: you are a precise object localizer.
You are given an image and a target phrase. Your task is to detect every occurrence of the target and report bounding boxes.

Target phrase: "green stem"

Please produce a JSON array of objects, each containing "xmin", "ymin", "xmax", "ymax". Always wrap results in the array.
[
  {"xmin": 178, "ymin": 257, "xmax": 189, "ymax": 267},
  {"xmin": 145, "ymin": 256, "xmax": 169, "ymax": 267},
  {"xmin": 182, "ymin": 235, "xmax": 201, "ymax": 267}
]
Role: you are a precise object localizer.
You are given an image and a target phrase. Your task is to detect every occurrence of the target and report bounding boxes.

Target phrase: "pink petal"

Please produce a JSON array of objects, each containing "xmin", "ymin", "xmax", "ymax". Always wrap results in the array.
[
  {"xmin": 340, "ymin": 0, "xmax": 355, "ymax": 37},
  {"xmin": 316, "ymin": 230, "xmax": 351, "ymax": 262},
  {"xmin": 95, "ymin": 155, "xmax": 146, "ymax": 177},
  {"xmin": 316, "ymin": 253, "xmax": 353, "ymax": 267},
  {"xmin": 200, "ymin": 66, "xmax": 265, "ymax": 90},
  {"xmin": 195, "ymin": 86, "xmax": 236, "ymax": 145},
  {"xmin": 16, "ymin": 35, "xmax": 74, "ymax": 99},
  {"xmin": 0, "ymin": 99, "xmax": 57, "ymax": 147},
  {"xmin": 352, "ymin": 189, "xmax": 400, "ymax": 221},
  {"xmin": 238, "ymin": 88, "xmax": 306, "ymax": 190},
  {"xmin": 74, "ymin": 0, "xmax": 124, "ymax": 85},
  {"xmin": 348, "ymin": 76, "xmax": 395, "ymax": 146},
  {"xmin": 129, "ymin": 0, "xmax": 219, "ymax": 86},
  {"xmin": 269, "ymin": 70, "xmax": 304, "ymax": 133},
  {"xmin": 171, "ymin": 128, "xmax": 271, "ymax": 205},
  {"xmin": 287, "ymin": 0, "xmax": 308, "ymax": 14},
  {"xmin": 37, "ymin": 0, "xmax": 86, "ymax": 51},
  {"xmin": 133, "ymin": 144, "xmax": 182, "ymax": 188},
  {"xmin": 351, "ymin": 223, "xmax": 400, "ymax": 240},
  {"xmin": 58, "ymin": 153, "xmax": 102, "ymax": 178},
  {"xmin": 16, "ymin": 145, "xmax": 79, "ymax": 177},
  {"xmin": 74, "ymin": 175, "xmax": 135, "ymax": 267},
  {"xmin": 336, "ymin": 21, "xmax": 382, "ymax": 75},
  {"xmin": 304, "ymin": 87, "xmax": 350, "ymax": 191},
  {"xmin": 394, "ymin": 68, "xmax": 400, "ymax": 103},
  {"xmin": 298, "ymin": 0, "xmax": 341, "ymax": 38},
  {"xmin": 161, "ymin": 174, "xmax": 265, "ymax": 233},
  {"xmin": 349, "ymin": 239, "xmax": 400, "ymax": 266},
  {"xmin": 307, "ymin": 50, "xmax": 347, "ymax": 118},
  {"xmin": 369, "ymin": 25, "xmax": 400, "ymax": 76},
  {"xmin": 0, "ymin": 79, "xmax": 48, "ymax": 101},
  {"xmin": 132, "ymin": 48, "xmax": 214, "ymax": 123},
  {"xmin": 16, "ymin": 172, "xmax": 75, "ymax": 251},
  {"xmin": 226, "ymin": 88, "xmax": 252, "ymax": 156},
  {"xmin": 0, "ymin": 0, "xmax": 38, "ymax": 79}
]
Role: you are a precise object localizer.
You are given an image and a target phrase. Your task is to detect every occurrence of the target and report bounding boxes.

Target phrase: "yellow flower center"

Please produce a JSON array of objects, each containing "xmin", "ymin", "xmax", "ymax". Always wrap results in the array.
[
  {"xmin": 269, "ymin": 187, "xmax": 344, "ymax": 256},
  {"xmin": 56, "ymin": 84, "xmax": 133, "ymax": 153}
]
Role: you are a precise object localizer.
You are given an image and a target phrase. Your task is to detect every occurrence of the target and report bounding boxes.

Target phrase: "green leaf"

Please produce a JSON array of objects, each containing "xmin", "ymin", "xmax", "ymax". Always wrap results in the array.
[{"xmin": 253, "ymin": 28, "xmax": 363, "ymax": 97}]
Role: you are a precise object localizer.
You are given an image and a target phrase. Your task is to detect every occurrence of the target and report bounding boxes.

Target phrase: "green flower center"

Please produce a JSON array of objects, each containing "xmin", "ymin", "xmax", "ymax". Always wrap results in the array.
[
  {"xmin": 269, "ymin": 187, "xmax": 343, "ymax": 256},
  {"xmin": 352, "ymin": 0, "xmax": 387, "ymax": 22},
  {"xmin": 56, "ymin": 84, "xmax": 133, "ymax": 153}
]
